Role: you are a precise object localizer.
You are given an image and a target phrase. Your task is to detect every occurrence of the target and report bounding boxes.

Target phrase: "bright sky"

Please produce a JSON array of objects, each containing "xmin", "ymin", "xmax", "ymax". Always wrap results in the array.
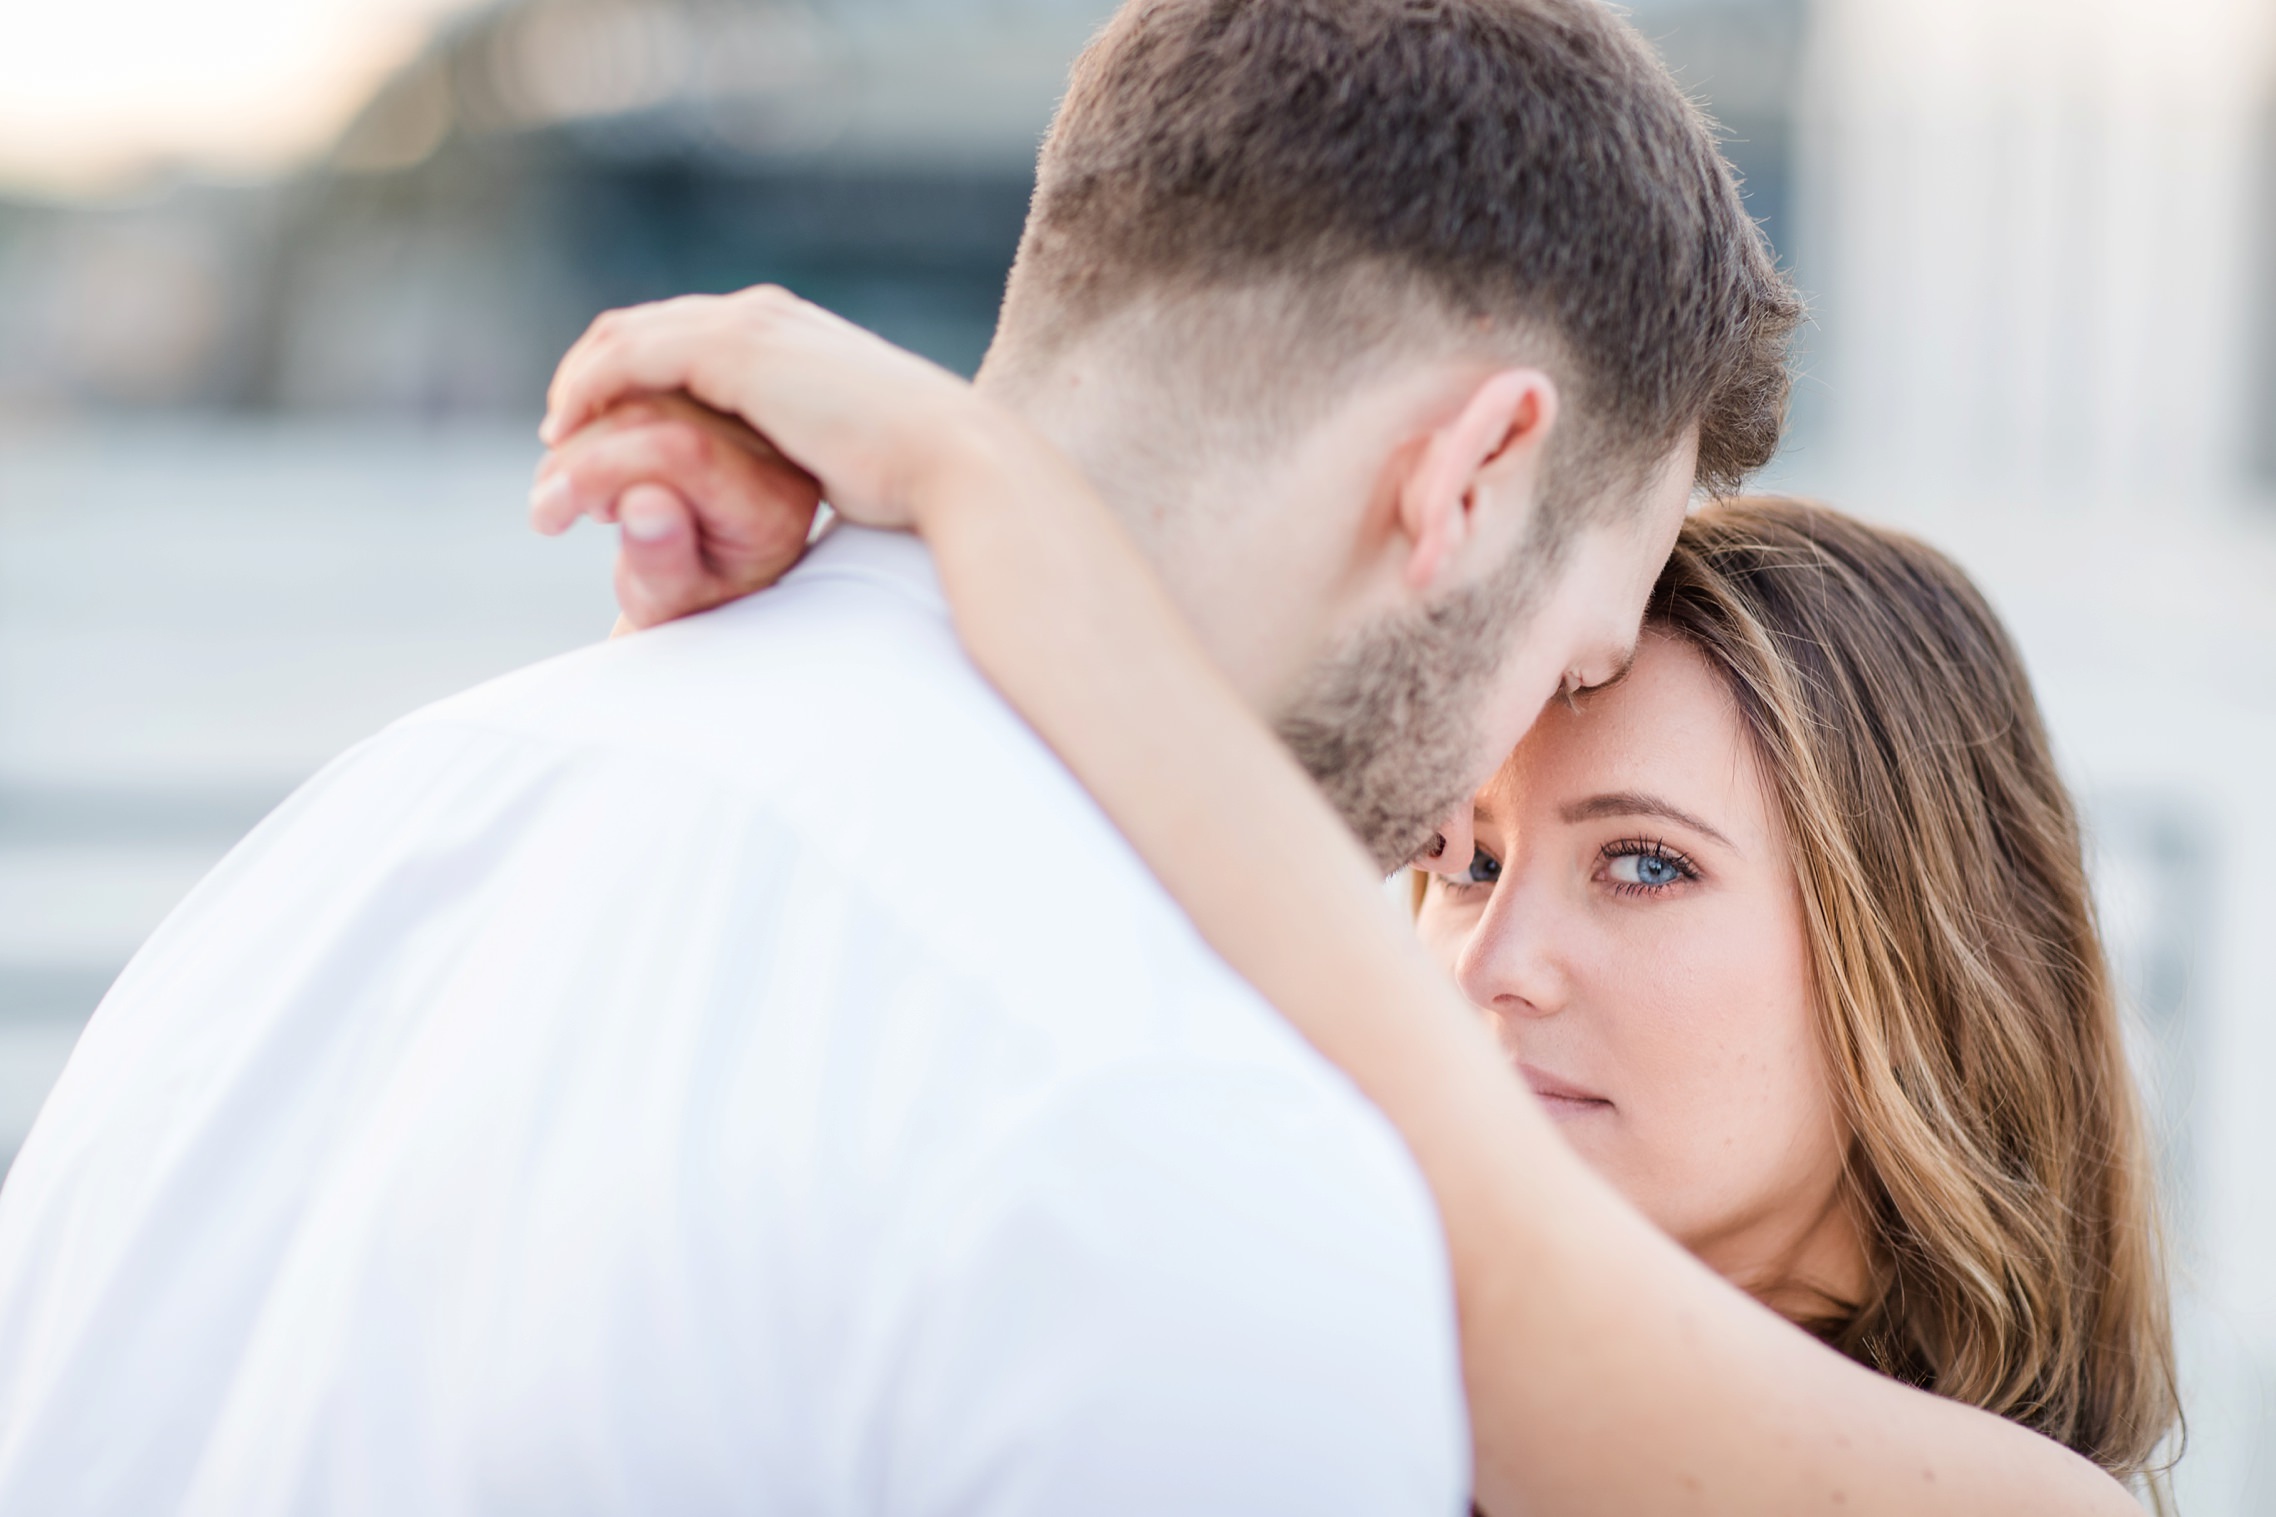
[{"xmin": 0, "ymin": 0, "xmax": 481, "ymax": 195}]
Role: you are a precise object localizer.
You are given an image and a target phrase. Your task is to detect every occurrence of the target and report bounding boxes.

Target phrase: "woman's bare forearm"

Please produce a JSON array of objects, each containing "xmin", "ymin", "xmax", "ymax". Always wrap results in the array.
[{"xmin": 906, "ymin": 425, "xmax": 2137, "ymax": 1517}]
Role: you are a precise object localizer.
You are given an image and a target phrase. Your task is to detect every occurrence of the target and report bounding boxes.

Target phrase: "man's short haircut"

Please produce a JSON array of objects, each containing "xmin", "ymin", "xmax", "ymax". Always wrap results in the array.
[{"xmin": 997, "ymin": 0, "xmax": 1802, "ymax": 496}]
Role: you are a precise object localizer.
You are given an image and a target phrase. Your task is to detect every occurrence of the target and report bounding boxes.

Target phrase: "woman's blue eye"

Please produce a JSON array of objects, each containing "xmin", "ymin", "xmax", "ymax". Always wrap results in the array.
[
  {"xmin": 1619, "ymin": 854, "xmax": 1681, "ymax": 886},
  {"xmin": 1463, "ymin": 847, "xmax": 1502, "ymax": 886},
  {"xmin": 1603, "ymin": 843, "xmax": 1696, "ymax": 892}
]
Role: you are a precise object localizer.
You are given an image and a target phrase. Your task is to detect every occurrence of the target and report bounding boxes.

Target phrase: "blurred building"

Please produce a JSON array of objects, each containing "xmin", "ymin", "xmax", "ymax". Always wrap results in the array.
[
  {"xmin": 1779, "ymin": 5, "xmax": 2276, "ymax": 1508},
  {"xmin": 0, "ymin": 0, "xmax": 1808, "ymax": 414},
  {"xmin": 1795, "ymin": 0, "xmax": 2276, "ymax": 501},
  {"xmin": 0, "ymin": 0, "xmax": 1120, "ymax": 412},
  {"xmin": 260, "ymin": 0, "xmax": 1126, "ymax": 401}
]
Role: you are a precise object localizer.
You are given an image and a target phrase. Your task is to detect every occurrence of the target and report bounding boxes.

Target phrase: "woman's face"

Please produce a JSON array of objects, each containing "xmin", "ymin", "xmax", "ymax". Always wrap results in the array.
[{"xmin": 1415, "ymin": 630, "xmax": 1859, "ymax": 1300}]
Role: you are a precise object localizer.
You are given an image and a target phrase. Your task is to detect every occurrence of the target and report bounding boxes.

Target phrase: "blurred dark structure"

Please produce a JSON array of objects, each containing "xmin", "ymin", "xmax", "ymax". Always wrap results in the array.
[
  {"xmin": 0, "ymin": 0, "xmax": 1806, "ymax": 419},
  {"xmin": 1634, "ymin": 0, "xmax": 1804, "ymax": 261}
]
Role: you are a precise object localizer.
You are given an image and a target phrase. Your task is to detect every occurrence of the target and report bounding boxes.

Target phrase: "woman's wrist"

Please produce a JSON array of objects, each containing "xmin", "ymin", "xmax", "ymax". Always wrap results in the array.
[{"xmin": 906, "ymin": 401, "xmax": 1076, "ymax": 540}]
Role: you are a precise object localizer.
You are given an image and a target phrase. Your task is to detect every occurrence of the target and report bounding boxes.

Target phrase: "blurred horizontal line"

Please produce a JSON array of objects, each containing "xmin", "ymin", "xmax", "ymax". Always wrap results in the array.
[
  {"xmin": 0, "ymin": 966, "xmax": 115, "ymax": 1024},
  {"xmin": 0, "ymin": 784, "xmax": 287, "ymax": 845}
]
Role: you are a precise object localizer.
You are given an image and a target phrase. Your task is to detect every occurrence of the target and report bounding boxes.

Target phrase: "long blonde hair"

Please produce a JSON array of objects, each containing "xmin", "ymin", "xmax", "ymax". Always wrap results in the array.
[{"xmin": 1647, "ymin": 498, "xmax": 2178, "ymax": 1476}]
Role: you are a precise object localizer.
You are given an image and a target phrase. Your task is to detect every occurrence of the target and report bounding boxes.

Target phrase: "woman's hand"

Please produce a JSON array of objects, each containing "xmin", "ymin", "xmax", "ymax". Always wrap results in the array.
[
  {"xmin": 530, "ymin": 392, "xmax": 820, "ymax": 629},
  {"xmin": 540, "ymin": 285, "xmax": 1017, "ymax": 534}
]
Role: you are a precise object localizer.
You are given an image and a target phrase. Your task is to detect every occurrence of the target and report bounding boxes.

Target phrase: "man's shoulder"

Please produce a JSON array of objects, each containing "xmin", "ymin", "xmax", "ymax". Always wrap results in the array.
[
  {"xmin": 257, "ymin": 522, "xmax": 1399, "ymax": 1135},
  {"xmin": 403, "ymin": 525, "xmax": 1026, "ymax": 804},
  {"xmin": 358, "ymin": 527, "xmax": 1244, "ymax": 1044},
  {"xmin": 0, "ymin": 526, "xmax": 1464, "ymax": 1508}
]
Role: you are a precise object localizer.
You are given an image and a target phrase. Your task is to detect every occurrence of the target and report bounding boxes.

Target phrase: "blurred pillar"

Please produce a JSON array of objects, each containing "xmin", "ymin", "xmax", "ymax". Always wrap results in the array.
[{"xmin": 1793, "ymin": 0, "xmax": 2275, "ymax": 506}]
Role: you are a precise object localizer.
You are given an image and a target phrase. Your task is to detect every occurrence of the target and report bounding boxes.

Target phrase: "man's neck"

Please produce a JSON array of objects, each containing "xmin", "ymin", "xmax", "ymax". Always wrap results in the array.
[{"xmin": 978, "ymin": 365, "xmax": 1327, "ymax": 719}]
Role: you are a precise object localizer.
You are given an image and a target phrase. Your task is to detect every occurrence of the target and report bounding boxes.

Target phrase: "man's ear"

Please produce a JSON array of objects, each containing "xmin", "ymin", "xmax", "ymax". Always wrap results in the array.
[{"xmin": 1400, "ymin": 368, "xmax": 1559, "ymax": 592}]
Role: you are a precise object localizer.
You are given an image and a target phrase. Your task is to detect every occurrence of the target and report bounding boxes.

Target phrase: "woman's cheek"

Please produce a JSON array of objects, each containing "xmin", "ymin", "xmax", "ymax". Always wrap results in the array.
[{"xmin": 1590, "ymin": 898, "xmax": 1794, "ymax": 1232}]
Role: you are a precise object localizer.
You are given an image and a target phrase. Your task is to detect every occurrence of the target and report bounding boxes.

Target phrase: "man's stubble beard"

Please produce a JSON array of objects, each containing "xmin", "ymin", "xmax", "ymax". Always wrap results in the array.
[{"xmin": 1273, "ymin": 536, "xmax": 1558, "ymax": 874}]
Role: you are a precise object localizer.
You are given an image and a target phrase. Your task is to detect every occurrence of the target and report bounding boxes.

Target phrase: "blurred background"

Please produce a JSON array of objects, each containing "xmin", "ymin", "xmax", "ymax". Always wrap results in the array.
[{"xmin": 0, "ymin": 0, "xmax": 2270, "ymax": 1505}]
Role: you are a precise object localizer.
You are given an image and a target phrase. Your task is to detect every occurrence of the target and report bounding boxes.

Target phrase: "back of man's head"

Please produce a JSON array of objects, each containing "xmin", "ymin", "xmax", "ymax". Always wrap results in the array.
[{"xmin": 989, "ymin": 0, "xmax": 1798, "ymax": 507}]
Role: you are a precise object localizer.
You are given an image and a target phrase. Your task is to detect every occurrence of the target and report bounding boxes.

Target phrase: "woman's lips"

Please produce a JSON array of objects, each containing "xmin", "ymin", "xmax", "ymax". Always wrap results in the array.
[{"xmin": 1518, "ymin": 1063, "xmax": 1612, "ymax": 1117}]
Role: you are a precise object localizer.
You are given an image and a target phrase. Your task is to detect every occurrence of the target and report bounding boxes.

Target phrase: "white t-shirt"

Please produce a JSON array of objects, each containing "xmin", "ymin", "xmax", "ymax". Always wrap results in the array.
[{"xmin": 0, "ymin": 526, "xmax": 1467, "ymax": 1516}]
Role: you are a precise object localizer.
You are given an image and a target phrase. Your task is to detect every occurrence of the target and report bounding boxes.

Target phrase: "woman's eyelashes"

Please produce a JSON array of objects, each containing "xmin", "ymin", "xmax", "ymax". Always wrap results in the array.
[
  {"xmin": 1598, "ymin": 837, "xmax": 1700, "ymax": 897},
  {"xmin": 1441, "ymin": 837, "xmax": 1700, "ymax": 900}
]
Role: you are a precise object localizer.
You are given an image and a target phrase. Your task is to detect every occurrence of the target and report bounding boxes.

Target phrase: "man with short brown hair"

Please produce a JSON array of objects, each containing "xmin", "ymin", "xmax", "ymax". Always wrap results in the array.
[
  {"xmin": 1001, "ymin": 0, "xmax": 1791, "ymax": 495},
  {"xmin": 593, "ymin": 0, "xmax": 1798, "ymax": 870},
  {"xmin": 976, "ymin": 0, "xmax": 1796, "ymax": 870},
  {"xmin": 0, "ymin": 3, "xmax": 1795, "ymax": 1512}
]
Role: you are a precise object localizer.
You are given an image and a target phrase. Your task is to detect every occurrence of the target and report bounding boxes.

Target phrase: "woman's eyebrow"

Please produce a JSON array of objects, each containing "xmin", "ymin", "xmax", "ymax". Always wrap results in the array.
[{"xmin": 1557, "ymin": 791, "xmax": 1734, "ymax": 849}]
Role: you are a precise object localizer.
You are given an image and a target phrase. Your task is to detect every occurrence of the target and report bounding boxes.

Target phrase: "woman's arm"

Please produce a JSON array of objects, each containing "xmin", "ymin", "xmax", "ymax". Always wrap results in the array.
[
  {"xmin": 539, "ymin": 289, "xmax": 2140, "ymax": 1517},
  {"xmin": 914, "ymin": 422, "xmax": 2135, "ymax": 1517}
]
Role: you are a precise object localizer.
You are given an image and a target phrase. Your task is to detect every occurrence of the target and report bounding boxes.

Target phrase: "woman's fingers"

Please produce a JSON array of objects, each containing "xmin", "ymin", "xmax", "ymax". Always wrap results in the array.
[
  {"xmin": 613, "ymin": 484, "xmax": 713, "ymax": 630},
  {"xmin": 613, "ymin": 391, "xmax": 801, "ymax": 474},
  {"xmin": 543, "ymin": 297, "xmax": 719, "ymax": 444},
  {"xmin": 535, "ymin": 284, "xmax": 1003, "ymax": 535},
  {"xmin": 531, "ymin": 400, "xmax": 682, "ymax": 533},
  {"xmin": 533, "ymin": 411, "xmax": 819, "ymax": 543},
  {"xmin": 531, "ymin": 404, "xmax": 822, "ymax": 627},
  {"xmin": 542, "ymin": 287, "xmax": 817, "ymax": 446}
]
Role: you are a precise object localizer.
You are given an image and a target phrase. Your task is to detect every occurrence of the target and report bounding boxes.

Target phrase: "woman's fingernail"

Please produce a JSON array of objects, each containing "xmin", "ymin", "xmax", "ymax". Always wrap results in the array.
[
  {"xmin": 621, "ymin": 494, "xmax": 679, "ymax": 543},
  {"xmin": 530, "ymin": 474, "xmax": 572, "ymax": 520}
]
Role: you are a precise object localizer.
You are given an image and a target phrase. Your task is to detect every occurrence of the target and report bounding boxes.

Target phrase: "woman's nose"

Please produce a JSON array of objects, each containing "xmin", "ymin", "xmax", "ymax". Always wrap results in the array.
[{"xmin": 1454, "ymin": 883, "xmax": 1568, "ymax": 1021}]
